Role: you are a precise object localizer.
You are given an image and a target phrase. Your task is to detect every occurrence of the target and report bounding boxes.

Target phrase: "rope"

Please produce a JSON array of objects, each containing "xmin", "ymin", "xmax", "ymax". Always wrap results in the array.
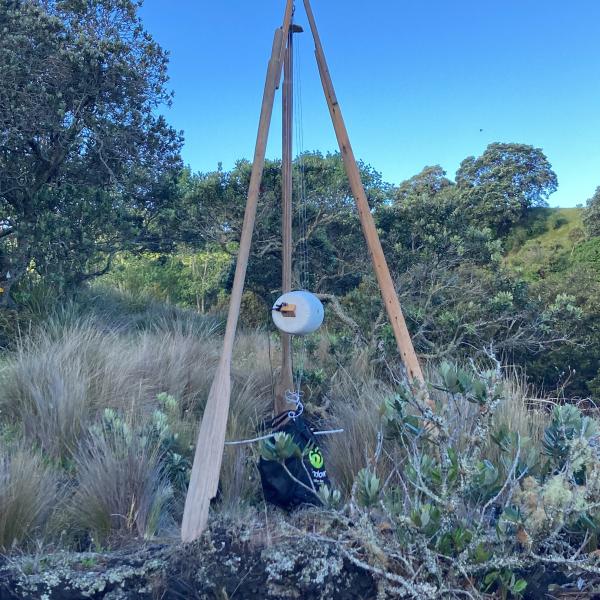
[
  {"xmin": 293, "ymin": 28, "xmax": 309, "ymax": 398},
  {"xmin": 285, "ymin": 388, "xmax": 304, "ymax": 419},
  {"xmin": 224, "ymin": 428, "xmax": 345, "ymax": 447},
  {"xmin": 294, "ymin": 32, "xmax": 309, "ymax": 291}
]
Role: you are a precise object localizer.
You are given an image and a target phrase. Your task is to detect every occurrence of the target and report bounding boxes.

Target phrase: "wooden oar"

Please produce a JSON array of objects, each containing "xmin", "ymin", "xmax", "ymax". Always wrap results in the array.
[
  {"xmin": 181, "ymin": 0, "xmax": 295, "ymax": 543},
  {"xmin": 274, "ymin": 27, "xmax": 296, "ymax": 417},
  {"xmin": 302, "ymin": 0, "xmax": 428, "ymax": 395}
]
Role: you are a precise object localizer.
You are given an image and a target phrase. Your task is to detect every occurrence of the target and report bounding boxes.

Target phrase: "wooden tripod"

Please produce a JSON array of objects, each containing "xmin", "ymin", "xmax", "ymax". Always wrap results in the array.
[{"xmin": 181, "ymin": 0, "xmax": 426, "ymax": 543}]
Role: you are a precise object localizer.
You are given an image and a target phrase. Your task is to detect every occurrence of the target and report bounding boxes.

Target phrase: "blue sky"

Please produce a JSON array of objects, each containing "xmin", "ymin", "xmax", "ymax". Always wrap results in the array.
[{"xmin": 140, "ymin": 0, "xmax": 600, "ymax": 207}]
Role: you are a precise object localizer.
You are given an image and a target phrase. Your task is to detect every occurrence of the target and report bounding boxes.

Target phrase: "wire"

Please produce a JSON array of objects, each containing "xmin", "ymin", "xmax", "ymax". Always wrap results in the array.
[
  {"xmin": 224, "ymin": 428, "xmax": 345, "ymax": 446},
  {"xmin": 293, "ymin": 26, "xmax": 310, "ymax": 399},
  {"xmin": 267, "ymin": 331, "xmax": 276, "ymax": 404}
]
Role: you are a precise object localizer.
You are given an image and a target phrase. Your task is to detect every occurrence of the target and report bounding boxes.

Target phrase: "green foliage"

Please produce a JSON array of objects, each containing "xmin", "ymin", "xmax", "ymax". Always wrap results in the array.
[
  {"xmin": 573, "ymin": 237, "xmax": 600, "ymax": 270},
  {"xmin": 177, "ymin": 153, "xmax": 386, "ymax": 302},
  {"xmin": 344, "ymin": 366, "xmax": 600, "ymax": 595},
  {"xmin": 259, "ymin": 433, "xmax": 302, "ymax": 462},
  {"xmin": 99, "ymin": 249, "xmax": 231, "ymax": 312},
  {"xmin": 0, "ymin": 0, "xmax": 182, "ymax": 306},
  {"xmin": 484, "ymin": 569, "xmax": 527, "ymax": 599},
  {"xmin": 394, "ymin": 165, "xmax": 454, "ymax": 201},
  {"xmin": 437, "ymin": 362, "xmax": 503, "ymax": 405},
  {"xmin": 456, "ymin": 143, "xmax": 558, "ymax": 234},
  {"xmin": 500, "ymin": 206, "xmax": 600, "ymax": 398},
  {"xmin": 89, "ymin": 398, "xmax": 192, "ymax": 494},
  {"xmin": 355, "ymin": 468, "xmax": 380, "ymax": 508},
  {"xmin": 583, "ymin": 186, "xmax": 600, "ymax": 237},
  {"xmin": 524, "ymin": 261, "xmax": 600, "ymax": 398},
  {"xmin": 542, "ymin": 405, "xmax": 598, "ymax": 469},
  {"xmin": 316, "ymin": 484, "xmax": 342, "ymax": 509},
  {"xmin": 506, "ymin": 208, "xmax": 586, "ymax": 280}
]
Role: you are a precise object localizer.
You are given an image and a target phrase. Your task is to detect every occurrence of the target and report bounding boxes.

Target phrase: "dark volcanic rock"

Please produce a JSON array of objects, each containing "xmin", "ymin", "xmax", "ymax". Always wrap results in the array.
[{"xmin": 0, "ymin": 527, "xmax": 376, "ymax": 600}]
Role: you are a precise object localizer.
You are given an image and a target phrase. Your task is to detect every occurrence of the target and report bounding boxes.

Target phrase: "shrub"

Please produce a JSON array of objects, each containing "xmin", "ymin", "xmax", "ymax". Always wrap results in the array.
[
  {"xmin": 552, "ymin": 215, "xmax": 569, "ymax": 230},
  {"xmin": 318, "ymin": 365, "xmax": 600, "ymax": 598}
]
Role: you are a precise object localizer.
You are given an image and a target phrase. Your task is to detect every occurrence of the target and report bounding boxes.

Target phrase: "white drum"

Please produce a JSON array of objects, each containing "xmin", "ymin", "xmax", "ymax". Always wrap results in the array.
[{"xmin": 272, "ymin": 290, "xmax": 324, "ymax": 335}]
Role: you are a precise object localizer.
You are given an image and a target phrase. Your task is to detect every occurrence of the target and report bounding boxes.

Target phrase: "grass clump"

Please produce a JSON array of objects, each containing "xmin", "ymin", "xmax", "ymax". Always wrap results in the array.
[
  {"xmin": 66, "ymin": 423, "xmax": 174, "ymax": 547},
  {"xmin": 0, "ymin": 445, "xmax": 60, "ymax": 550},
  {"xmin": 0, "ymin": 314, "xmax": 219, "ymax": 461},
  {"xmin": 0, "ymin": 309, "xmax": 272, "ymax": 548},
  {"xmin": 1, "ymin": 298, "xmax": 600, "ymax": 599}
]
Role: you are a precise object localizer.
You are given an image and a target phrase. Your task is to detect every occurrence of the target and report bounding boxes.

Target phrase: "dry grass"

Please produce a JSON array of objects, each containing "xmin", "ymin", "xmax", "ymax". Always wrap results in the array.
[
  {"xmin": 325, "ymin": 369, "xmax": 391, "ymax": 495},
  {"xmin": 493, "ymin": 370, "xmax": 550, "ymax": 446},
  {"xmin": 0, "ymin": 444, "xmax": 60, "ymax": 550},
  {"xmin": 0, "ymin": 310, "xmax": 279, "ymax": 546},
  {"xmin": 0, "ymin": 303, "xmax": 563, "ymax": 550},
  {"xmin": 0, "ymin": 315, "xmax": 220, "ymax": 458},
  {"xmin": 64, "ymin": 427, "xmax": 174, "ymax": 546}
]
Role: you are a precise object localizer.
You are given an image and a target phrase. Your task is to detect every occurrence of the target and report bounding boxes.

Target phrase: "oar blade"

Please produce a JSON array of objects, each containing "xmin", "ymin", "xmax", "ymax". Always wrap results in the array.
[{"xmin": 181, "ymin": 362, "xmax": 231, "ymax": 542}]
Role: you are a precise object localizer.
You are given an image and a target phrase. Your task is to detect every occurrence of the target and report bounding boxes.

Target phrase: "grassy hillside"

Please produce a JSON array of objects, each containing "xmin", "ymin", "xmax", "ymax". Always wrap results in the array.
[{"xmin": 505, "ymin": 207, "xmax": 586, "ymax": 280}]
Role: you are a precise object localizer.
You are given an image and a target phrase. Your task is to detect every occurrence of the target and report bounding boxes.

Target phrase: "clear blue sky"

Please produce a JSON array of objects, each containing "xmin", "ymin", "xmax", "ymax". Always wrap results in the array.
[{"xmin": 140, "ymin": 0, "xmax": 600, "ymax": 207}]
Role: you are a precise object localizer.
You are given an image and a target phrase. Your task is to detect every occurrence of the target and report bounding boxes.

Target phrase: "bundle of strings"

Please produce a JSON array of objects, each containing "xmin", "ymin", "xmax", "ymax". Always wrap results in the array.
[{"xmin": 289, "ymin": 23, "xmax": 310, "ymax": 402}]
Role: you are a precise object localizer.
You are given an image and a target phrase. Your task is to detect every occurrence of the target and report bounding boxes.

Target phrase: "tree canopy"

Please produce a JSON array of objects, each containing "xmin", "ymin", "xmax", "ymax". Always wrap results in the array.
[
  {"xmin": 0, "ymin": 1, "xmax": 594, "ymax": 397},
  {"xmin": 456, "ymin": 143, "xmax": 558, "ymax": 234},
  {"xmin": 0, "ymin": 0, "xmax": 181, "ymax": 306}
]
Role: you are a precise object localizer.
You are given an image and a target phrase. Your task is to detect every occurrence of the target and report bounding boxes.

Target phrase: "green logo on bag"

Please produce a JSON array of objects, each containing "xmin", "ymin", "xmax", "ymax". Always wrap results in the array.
[{"xmin": 308, "ymin": 448, "xmax": 324, "ymax": 469}]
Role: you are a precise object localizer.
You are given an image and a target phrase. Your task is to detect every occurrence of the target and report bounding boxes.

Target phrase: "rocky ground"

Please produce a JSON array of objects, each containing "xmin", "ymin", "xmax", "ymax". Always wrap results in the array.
[
  {"xmin": 3, "ymin": 515, "xmax": 600, "ymax": 599},
  {"xmin": 0, "ymin": 523, "xmax": 376, "ymax": 600}
]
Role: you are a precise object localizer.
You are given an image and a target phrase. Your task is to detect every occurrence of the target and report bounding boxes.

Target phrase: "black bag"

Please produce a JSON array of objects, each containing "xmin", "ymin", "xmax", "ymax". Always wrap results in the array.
[{"xmin": 259, "ymin": 415, "xmax": 330, "ymax": 510}]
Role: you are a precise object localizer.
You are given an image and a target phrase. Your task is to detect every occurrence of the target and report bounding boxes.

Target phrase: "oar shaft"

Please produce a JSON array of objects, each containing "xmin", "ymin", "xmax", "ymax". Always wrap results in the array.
[
  {"xmin": 276, "ymin": 28, "xmax": 296, "ymax": 416},
  {"xmin": 303, "ymin": 0, "xmax": 426, "ymax": 388},
  {"xmin": 182, "ymin": 0, "xmax": 295, "ymax": 543},
  {"xmin": 223, "ymin": 7, "xmax": 293, "ymax": 358}
]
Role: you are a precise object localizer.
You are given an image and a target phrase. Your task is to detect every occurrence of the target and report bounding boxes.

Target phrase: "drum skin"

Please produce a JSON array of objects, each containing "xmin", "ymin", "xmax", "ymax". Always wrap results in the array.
[{"xmin": 272, "ymin": 290, "xmax": 324, "ymax": 335}]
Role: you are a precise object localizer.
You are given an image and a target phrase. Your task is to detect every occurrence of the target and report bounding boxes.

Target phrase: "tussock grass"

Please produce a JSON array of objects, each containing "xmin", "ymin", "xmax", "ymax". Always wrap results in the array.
[
  {"xmin": 325, "ymin": 370, "xmax": 390, "ymax": 495},
  {"xmin": 0, "ymin": 444, "xmax": 60, "ymax": 550},
  {"xmin": 0, "ymin": 307, "xmax": 278, "ymax": 546},
  {"xmin": 0, "ymin": 315, "xmax": 219, "ymax": 459},
  {"xmin": 65, "ymin": 428, "xmax": 173, "ymax": 546},
  {"xmin": 0, "ymin": 298, "xmax": 567, "ymax": 552},
  {"xmin": 493, "ymin": 370, "xmax": 549, "ymax": 445}
]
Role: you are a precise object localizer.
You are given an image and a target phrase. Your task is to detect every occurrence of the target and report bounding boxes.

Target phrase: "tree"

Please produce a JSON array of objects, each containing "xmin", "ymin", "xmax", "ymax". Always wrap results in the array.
[
  {"xmin": 583, "ymin": 186, "xmax": 600, "ymax": 237},
  {"xmin": 394, "ymin": 165, "xmax": 453, "ymax": 203},
  {"xmin": 178, "ymin": 152, "xmax": 390, "ymax": 303},
  {"xmin": 455, "ymin": 143, "xmax": 558, "ymax": 234},
  {"xmin": 378, "ymin": 166, "xmax": 499, "ymax": 271},
  {"xmin": 0, "ymin": 0, "xmax": 181, "ymax": 307}
]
